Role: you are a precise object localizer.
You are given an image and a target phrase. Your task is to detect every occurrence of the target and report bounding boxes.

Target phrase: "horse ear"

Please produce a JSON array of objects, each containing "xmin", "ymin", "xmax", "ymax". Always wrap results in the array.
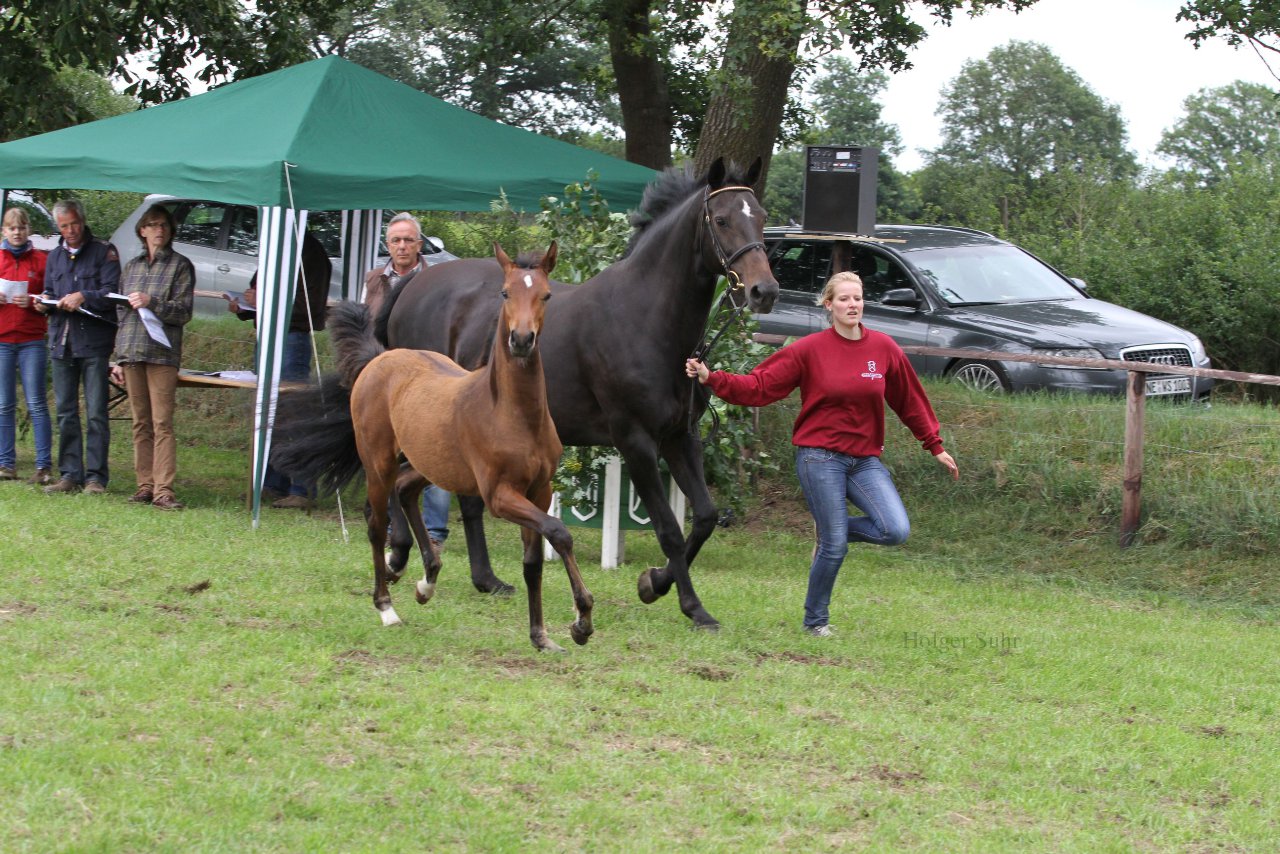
[
  {"xmin": 707, "ymin": 157, "xmax": 726, "ymax": 189},
  {"xmin": 493, "ymin": 241, "xmax": 513, "ymax": 271},
  {"xmin": 744, "ymin": 156, "xmax": 763, "ymax": 187},
  {"xmin": 542, "ymin": 241, "xmax": 558, "ymax": 275}
]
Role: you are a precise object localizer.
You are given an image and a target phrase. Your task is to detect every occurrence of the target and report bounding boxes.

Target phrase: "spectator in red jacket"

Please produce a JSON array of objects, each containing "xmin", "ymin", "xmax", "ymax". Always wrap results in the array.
[
  {"xmin": 0, "ymin": 206, "xmax": 51, "ymax": 483},
  {"xmin": 686, "ymin": 271, "xmax": 959, "ymax": 637}
]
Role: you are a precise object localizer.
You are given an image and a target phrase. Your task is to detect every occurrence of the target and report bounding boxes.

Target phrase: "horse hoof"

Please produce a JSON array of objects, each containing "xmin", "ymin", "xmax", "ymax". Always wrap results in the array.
[
  {"xmin": 378, "ymin": 607, "xmax": 402, "ymax": 627},
  {"xmin": 691, "ymin": 613, "xmax": 721, "ymax": 632},
  {"xmin": 534, "ymin": 638, "xmax": 566, "ymax": 654},
  {"xmin": 415, "ymin": 579, "xmax": 436, "ymax": 605},
  {"xmin": 570, "ymin": 621, "xmax": 593, "ymax": 646},
  {"xmin": 637, "ymin": 568, "xmax": 661, "ymax": 604},
  {"xmin": 474, "ymin": 578, "xmax": 515, "ymax": 596}
]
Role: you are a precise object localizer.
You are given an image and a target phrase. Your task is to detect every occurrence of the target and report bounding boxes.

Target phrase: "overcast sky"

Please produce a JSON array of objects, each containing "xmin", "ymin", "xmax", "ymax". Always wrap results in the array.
[{"xmin": 877, "ymin": 0, "xmax": 1279, "ymax": 172}]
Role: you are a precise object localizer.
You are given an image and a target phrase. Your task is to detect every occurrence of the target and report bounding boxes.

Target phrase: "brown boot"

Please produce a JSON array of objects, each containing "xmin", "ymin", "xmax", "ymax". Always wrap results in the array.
[
  {"xmin": 44, "ymin": 478, "xmax": 82, "ymax": 495},
  {"xmin": 28, "ymin": 468, "xmax": 52, "ymax": 485}
]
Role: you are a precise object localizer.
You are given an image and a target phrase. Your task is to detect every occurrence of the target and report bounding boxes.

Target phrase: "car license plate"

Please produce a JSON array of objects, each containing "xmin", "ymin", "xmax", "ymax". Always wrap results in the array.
[{"xmin": 1146, "ymin": 376, "xmax": 1191, "ymax": 396}]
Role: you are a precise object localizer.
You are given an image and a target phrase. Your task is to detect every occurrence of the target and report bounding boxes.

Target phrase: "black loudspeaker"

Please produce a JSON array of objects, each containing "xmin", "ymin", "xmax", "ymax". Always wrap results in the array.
[{"xmin": 801, "ymin": 145, "xmax": 878, "ymax": 234}]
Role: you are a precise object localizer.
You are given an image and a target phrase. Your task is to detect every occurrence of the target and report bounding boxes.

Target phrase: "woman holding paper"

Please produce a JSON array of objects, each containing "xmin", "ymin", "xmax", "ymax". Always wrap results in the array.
[
  {"xmin": 0, "ymin": 206, "xmax": 51, "ymax": 484},
  {"xmin": 111, "ymin": 204, "xmax": 195, "ymax": 510}
]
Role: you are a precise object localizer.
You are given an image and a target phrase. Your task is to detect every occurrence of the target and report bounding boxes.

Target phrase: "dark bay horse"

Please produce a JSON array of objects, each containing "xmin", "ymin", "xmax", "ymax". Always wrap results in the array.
[
  {"xmin": 377, "ymin": 158, "xmax": 778, "ymax": 630},
  {"xmin": 275, "ymin": 244, "xmax": 594, "ymax": 653}
]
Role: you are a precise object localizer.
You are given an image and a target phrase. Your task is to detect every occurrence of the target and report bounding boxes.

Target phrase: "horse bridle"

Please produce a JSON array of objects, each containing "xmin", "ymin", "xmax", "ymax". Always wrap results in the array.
[
  {"xmin": 701, "ymin": 185, "xmax": 767, "ymax": 295},
  {"xmin": 689, "ymin": 184, "xmax": 769, "ymax": 434},
  {"xmin": 691, "ymin": 185, "xmax": 767, "ymax": 363}
]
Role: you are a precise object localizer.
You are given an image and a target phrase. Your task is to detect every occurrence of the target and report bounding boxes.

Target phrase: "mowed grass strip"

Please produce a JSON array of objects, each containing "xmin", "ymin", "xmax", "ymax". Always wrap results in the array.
[{"xmin": 2, "ymin": 477, "xmax": 1278, "ymax": 851}]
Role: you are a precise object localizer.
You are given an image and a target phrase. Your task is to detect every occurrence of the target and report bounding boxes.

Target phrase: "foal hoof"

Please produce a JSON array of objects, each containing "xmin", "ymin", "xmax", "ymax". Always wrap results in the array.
[
  {"xmin": 383, "ymin": 551, "xmax": 405, "ymax": 584},
  {"xmin": 378, "ymin": 607, "xmax": 402, "ymax": 627},
  {"xmin": 415, "ymin": 579, "xmax": 436, "ymax": 605},
  {"xmin": 533, "ymin": 637, "xmax": 566, "ymax": 654},
  {"xmin": 570, "ymin": 620, "xmax": 593, "ymax": 646}
]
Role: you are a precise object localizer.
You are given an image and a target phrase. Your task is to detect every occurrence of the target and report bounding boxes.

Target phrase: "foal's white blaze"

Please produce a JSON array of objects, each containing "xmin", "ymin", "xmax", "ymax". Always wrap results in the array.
[
  {"xmin": 741, "ymin": 198, "xmax": 753, "ymax": 219},
  {"xmin": 416, "ymin": 578, "xmax": 436, "ymax": 602},
  {"xmin": 524, "ymin": 273, "xmax": 533, "ymax": 289},
  {"xmin": 379, "ymin": 606, "xmax": 402, "ymax": 627}
]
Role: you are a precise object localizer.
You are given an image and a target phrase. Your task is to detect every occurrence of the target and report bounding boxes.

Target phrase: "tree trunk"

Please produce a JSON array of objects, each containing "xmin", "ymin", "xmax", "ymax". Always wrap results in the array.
[
  {"xmin": 605, "ymin": 0, "xmax": 674, "ymax": 169},
  {"xmin": 692, "ymin": 2, "xmax": 802, "ymax": 193}
]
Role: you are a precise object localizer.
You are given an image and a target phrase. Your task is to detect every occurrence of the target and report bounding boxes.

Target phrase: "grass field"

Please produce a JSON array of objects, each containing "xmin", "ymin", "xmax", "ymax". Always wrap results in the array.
[{"xmin": 2, "ymin": 320, "xmax": 1279, "ymax": 850}]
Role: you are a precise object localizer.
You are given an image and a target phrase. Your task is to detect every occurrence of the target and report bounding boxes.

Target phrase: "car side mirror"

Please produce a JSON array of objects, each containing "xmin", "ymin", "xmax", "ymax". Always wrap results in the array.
[
  {"xmin": 1070, "ymin": 277, "xmax": 1088, "ymax": 291},
  {"xmin": 881, "ymin": 288, "xmax": 921, "ymax": 308},
  {"xmin": 424, "ymin": 236, "xmax": 446, "ymax": 254}
]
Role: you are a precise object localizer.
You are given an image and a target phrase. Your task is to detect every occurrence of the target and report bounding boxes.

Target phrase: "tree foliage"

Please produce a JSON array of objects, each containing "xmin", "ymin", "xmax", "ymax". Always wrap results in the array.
[
  {"xmin": 0, "ymin": 0, "xmax": 343, "ymax": 139},
  {"xmin": 1178, "ymin": 0, "xmax": 1280, "ymax": 82},
  {"xmin": 690, "ymin": 0, "xmax": 1039, "ymax": 181},
  {"xmin": 1157, "ymin": 80, "xmax": 1280, "ymax": 184},
  {"xmin": 930, "ymin": 40, "xmax": 1136, "ymax": 183},
  {"xmin": 765, "ymin": 57, "xmax": 915, "ymax": 225}
]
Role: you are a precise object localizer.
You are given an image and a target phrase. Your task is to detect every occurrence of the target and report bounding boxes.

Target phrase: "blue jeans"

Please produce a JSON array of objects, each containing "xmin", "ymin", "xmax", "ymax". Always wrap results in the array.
[
  {"xmin": 422, "ymin": 485, "xmax": 450, "ymax": 543},
  {"xmin": 265, "ymin": 330, "xmax": 313, "ymax": 497},
  {"xmin": 0, "ymin": 340, "xmax": 52, "ymax": 470},
  {"xmin": 51, "ymin": 354, "xmax": 111, "ymax": 486},
  {"xmin": 794, "ymin": 448, "xmax": 910, "ymax": 629}
]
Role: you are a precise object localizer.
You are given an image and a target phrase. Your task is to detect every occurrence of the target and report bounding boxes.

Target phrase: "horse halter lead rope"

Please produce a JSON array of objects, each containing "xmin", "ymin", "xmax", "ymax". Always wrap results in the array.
[{"xmin": 688, "ymin": 184, "xmax": 768, "ymax": 435}]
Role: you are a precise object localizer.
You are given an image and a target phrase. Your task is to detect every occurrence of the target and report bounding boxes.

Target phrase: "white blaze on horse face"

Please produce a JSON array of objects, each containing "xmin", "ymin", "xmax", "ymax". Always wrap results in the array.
[
  {"xmin": 741, "ymin": 198, "xmax": 754, "ymax": 220},
  {"xmin": 524, "ymin": 274, "xmax": 533, "ymax": 289}
]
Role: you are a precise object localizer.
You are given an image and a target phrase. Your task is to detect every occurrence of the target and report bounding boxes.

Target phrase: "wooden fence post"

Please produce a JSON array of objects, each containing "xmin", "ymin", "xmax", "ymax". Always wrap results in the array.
[{"xmin": 1120, "ymin": 371, "xmax": 1147, "ymax": 546}]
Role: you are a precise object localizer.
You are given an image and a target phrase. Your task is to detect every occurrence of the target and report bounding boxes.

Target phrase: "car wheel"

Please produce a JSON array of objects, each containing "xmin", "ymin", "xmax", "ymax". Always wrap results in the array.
[{"xmin": 948, "ymin": 360, "xmax": 1011, "ymax": 393}]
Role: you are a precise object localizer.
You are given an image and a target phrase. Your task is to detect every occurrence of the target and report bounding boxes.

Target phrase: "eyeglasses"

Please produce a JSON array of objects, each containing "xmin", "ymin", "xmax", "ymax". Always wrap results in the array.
[{"xmin": 388, "ymin": 236, "xmax": 422, "ymax": 245}]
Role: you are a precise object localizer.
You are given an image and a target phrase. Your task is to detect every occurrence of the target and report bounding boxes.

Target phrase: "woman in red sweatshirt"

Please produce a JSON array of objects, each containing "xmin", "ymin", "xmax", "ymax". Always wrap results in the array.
[
  {"xmin": 0, "ymin": 206, "xmax": 51, "ymax": 483},
  {"xmin": 687, "ymin": 271, "xmax": 959, "ymax": 636}
]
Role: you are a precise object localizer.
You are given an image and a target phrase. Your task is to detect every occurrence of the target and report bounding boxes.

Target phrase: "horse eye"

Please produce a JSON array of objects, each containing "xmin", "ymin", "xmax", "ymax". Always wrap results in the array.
[
  {"xmin": 501, "ymin": 290, "xmax": 510, "ymax": 300},
  {"xmin": 541, "ymin": 292, "xmax": 551, "ymax": 302},
  {"xmin": 714, "ymin": 216, "xmax": 727, "ymax": 227}
]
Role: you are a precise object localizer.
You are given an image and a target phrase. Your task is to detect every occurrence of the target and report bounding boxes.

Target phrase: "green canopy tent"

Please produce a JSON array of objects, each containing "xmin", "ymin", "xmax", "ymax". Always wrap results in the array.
[{"xmin": 0, "ymin": 55, "xmax": 656, "ymax": 524}]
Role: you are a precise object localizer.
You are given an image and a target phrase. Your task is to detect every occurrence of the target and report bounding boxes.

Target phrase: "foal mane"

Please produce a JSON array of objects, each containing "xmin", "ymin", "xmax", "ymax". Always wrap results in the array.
[{"xmin": 511, "ymin": 251, "xmax": 547, "ymax": 270}]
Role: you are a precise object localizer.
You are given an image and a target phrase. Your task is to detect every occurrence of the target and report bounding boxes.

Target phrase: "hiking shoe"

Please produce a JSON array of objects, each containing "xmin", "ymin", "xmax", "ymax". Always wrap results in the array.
[
  {"xmin": 28, "ymin": 468, "xmax": 52, "ymax": 485},
  {"xmin": 44, "ymin": 478, "xmax": 82, "ymax": 495},
  {"xmin": 804, "ymin": 624, "xmax": 834, "ymax": 638},
  {"xmin": 0, "ymin": 467, "xmax": 15, "ymax": 481},
  {"xmin": 271, "ymin": 494, "xmax": 313, "ymax": 510},
  {"xmin": 128, "ymin": 488, "xmax": 154, "ymax": 504},
  {"xmin": 152, "ymin": 494, "xmax": 185, "ymax": 511},
  {"xmin": 83, "ymin": 481, "xmax": 107, "ymax": 495}
]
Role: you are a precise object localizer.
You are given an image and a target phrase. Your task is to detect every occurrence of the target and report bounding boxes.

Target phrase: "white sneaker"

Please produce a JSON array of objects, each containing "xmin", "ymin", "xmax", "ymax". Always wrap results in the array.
[{"xmin": 804, "ymin": 624, "xmax": 834, "ymax": 637}]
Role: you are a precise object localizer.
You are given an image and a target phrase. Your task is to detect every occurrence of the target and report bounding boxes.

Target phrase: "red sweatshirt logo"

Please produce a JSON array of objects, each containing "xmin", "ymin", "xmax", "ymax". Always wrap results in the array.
[{"xmin": 860, "ymin": 359, "xmax": 883, "ymax": 380}]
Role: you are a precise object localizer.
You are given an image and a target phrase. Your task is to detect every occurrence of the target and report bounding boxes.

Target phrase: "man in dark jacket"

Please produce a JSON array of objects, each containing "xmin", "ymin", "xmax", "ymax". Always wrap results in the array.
[{"xmin": 36, "ymin": 199, "xmax": 120, "ymax": 495}]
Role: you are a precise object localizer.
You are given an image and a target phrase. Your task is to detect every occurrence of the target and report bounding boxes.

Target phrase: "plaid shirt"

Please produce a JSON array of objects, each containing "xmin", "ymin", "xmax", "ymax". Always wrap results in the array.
[{"xmin": 113, "ymin": 246, "xmax": 195, "ymax": 366}]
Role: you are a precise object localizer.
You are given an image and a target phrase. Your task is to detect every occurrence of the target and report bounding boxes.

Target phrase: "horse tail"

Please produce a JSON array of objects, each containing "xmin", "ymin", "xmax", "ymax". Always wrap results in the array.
[
  {"xmin": 328, "ymin": 300, "xmax": 385, "ymax": 388},
  {"xmin": 270, "ymin": 372, "xmax": 365, "ymax": 495}
]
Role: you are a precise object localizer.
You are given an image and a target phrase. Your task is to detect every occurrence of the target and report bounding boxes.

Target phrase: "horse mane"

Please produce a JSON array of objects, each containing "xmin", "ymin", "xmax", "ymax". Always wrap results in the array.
[
  {"xmin": 623, "ymin": 164, "xmax": 702, "ymax": 258},
  {"xmin": 622, "ymin": 160, "xmax": 756, "ymax": 258}
]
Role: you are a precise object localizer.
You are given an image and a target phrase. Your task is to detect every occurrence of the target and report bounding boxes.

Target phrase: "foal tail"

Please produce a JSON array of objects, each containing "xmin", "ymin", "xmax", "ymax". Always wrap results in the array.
[
  {"xmin": 328, "ymin": 300, "xmax": 385, "ymax": 389},
  {"xmin": 270, "ymin": 301, "xmax": 383, "ymax": 495}
]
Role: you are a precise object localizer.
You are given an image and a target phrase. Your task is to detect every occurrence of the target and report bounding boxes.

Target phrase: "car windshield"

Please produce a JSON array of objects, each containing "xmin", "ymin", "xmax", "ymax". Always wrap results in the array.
[{"xmin": 908, "ymin": 245, "xmax": 1082, "ymax": 305}]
